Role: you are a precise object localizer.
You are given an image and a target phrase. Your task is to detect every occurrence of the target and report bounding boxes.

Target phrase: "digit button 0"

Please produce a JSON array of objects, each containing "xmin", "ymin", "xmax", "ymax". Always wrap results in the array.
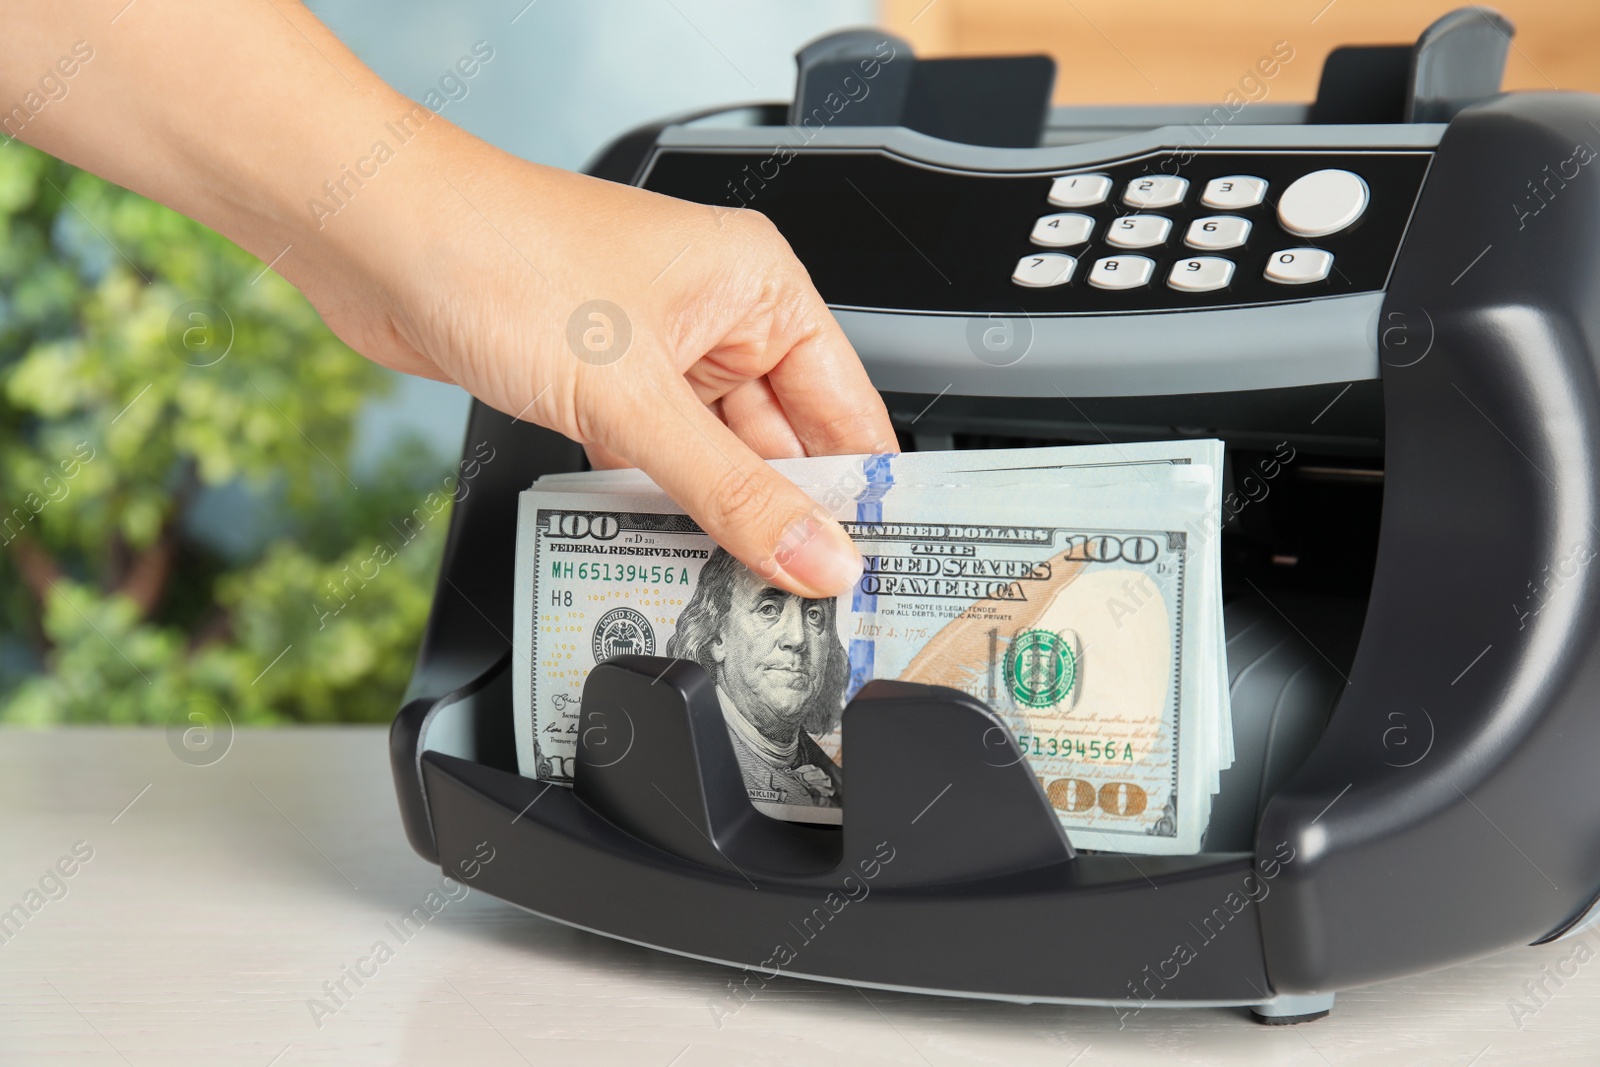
[{"xmin": 1264, "ymin": 248, "xmax": 1334, "ymax": 284}]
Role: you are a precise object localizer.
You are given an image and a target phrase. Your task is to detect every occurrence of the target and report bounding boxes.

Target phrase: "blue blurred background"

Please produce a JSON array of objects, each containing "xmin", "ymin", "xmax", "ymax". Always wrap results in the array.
[{"xmin": 0, "ymin": 1, "xmax": 872, "ymax": 725}]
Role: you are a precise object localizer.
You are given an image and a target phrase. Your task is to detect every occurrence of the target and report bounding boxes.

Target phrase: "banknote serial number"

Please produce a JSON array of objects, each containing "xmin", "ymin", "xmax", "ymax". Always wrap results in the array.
[
  {"xmin": 549, "ymin": 561, "xmax": 691, "ymax": 584},
  {"xmin": 1017, "ymin": 735, "xmax": 1134, "ymax": 762}
]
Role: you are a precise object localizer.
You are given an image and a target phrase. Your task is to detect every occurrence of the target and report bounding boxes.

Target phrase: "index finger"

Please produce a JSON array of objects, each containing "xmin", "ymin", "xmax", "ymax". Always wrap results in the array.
[{"xmin": 764, "ymin": 293, "xmax": 897, "ymax": 458}]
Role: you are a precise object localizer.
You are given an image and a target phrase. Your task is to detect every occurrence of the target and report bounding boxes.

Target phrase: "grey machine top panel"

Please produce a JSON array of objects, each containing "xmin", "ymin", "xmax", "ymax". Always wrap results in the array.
[
  {"xmin": 830, "ymin": 295, "xmax": 1386, "ymax": 399},
  {"xmin": 644, "ymin": 123, "xmax": 1442, "ymax": 397},
  {"xmin": 656, "ymin": 120, "xmax": 1446, "ymax": 172}
]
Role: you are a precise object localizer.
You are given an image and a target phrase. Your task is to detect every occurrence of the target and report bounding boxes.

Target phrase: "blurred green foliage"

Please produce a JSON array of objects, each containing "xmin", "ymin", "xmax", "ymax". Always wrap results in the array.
[{"xmin": 0, "ymin": 146, "xmax": 450, "ymax": 724}]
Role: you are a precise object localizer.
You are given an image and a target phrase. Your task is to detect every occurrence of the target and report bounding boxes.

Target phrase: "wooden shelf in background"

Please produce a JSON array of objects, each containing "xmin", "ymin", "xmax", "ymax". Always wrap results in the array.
[{"xmin": 881, "ymin": 0, "xmax": 1599, "ymax": 105}]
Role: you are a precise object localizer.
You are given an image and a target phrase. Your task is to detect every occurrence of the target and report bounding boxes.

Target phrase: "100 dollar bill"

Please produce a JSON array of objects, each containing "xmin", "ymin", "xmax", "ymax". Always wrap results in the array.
[
  {"xmin": 532, "ymin": 439, "xmax": 1233, "ymax": 790},
  {"xmin": 514, "ymin": 475, "xmax": 1218, "ymax": 854}
]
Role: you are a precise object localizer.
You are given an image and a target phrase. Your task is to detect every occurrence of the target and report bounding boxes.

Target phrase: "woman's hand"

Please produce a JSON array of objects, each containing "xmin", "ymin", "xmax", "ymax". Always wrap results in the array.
[
  {"xmin": 3, "ymin": 1, "xmax": 892, "ymax": 598},
  {"xmin": 308, "ymin": 133, "xmax": 893, "ymax": 598}
]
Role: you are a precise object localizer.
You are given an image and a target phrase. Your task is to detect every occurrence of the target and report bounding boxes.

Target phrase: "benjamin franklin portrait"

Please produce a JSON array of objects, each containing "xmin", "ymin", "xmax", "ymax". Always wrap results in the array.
[{"xmin": 666, "ymin": 548, "xmax": 850, "ymax": 823}]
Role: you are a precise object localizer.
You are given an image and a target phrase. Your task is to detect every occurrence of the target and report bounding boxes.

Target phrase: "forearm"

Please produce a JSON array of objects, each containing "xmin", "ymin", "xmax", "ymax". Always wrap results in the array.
[{"xmin": 0, "ymin": 0, "xmax": 461, "ymax": 292}]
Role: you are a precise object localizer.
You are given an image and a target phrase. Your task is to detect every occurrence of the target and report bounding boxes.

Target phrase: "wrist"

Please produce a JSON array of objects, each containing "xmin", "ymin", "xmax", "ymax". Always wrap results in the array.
[{"xmin": 262, "ymin": 96, "xmax": 471, "ymax": 292}]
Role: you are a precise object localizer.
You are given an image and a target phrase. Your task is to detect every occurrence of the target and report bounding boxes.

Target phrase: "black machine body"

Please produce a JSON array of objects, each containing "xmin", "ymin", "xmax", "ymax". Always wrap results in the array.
[{"xmin": 391, "ymin": 7, "xmax": 1600, "ymax": 1022}]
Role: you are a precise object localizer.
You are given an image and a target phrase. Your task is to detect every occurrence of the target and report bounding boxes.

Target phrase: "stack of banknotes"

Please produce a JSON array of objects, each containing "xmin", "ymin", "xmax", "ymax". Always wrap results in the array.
[{"xmin": 512, "ymin": 440, "xmax": 1233, "ymax": 855}]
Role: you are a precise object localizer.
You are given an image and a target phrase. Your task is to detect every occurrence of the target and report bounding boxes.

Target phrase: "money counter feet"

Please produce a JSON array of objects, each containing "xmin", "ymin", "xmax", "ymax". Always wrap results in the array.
[{"xmin": 1251, "ymin": 993, "xmax": 1335, "ymax": 1024}]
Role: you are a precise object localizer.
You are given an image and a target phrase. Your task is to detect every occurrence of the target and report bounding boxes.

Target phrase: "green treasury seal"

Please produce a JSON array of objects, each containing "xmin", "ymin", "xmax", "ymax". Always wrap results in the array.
[{"xmin": 1005, "ymin": 628, "xmax": 1077, "ymax": 709}]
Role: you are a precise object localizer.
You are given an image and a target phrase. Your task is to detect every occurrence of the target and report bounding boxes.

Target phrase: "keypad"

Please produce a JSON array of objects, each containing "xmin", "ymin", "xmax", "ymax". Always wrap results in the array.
[
  {"xmin": 1264, "ymin": 248, "xmax": 1334, "ymax": 284},
  {"xmin": 1012, "ymin": 253, "xmax": 1077, "ymax": 287},
  {"xmin": 1030, "ymin": 213, "xmax": 1095, "ymax": 247},
  {"xmin": 999, "ymin": 152, "xmax": 1422, "ymax": 305},
  {"xmin": 632, "ymin": 144, "xmax": 1432, "ymax": 316},
  {"xmin": 1185, "ymin": 216, "xmax": 1251, "ymax": 251},
  {"xmin": 1088, "ymin": 255, "xmax": 1155, "ymax": 290},
  {"xmin": 1168, "ymin": 256, "xmax": 1235, "ymax": 292},
  {"xmin": 1048, "ymin": 174, "xmax": 1112, "ymax": 208},
  {"xmin": 1123, "ymin": 176, "xmax": 1188, "ymax": 209},
  {"xmin": 1105, "ymin": 215, "xmax": 1171, "ymax": 249}
]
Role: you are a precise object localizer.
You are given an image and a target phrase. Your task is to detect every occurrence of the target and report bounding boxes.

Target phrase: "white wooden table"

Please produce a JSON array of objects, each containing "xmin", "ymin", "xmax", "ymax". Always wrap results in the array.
[{"xmin": 2, "ymin": 728, "xmax": 1596, "ymax": 1065}]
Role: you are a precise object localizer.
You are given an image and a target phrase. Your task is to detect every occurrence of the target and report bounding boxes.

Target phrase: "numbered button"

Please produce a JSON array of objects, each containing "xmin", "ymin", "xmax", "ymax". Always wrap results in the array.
[
  {"xmin": 1088, "ymin": 255, "xmax": 1155, "ymax": 290},
  {"xmin": 1185, "ymin": 215, "xmax": 1251, "ymax": 250},
  {"xmin": 1105, "ymin": 215, "xmax": 1171, "ymax": 249},
  {"xmin": 1264, "ymin": 248, "xmax": 1334, "ymax": 284},
  {"xmin": 1123, "ymin": 175, "xmax": 1188, "ymax": 208},
  {"xmin": 1012, "ymin": 253, "xmax": 1077, "ymax": 288},
  {"xmin": 1030, "ymin": 213, "xmax": 1095, "ymax": 247},
  {"xmin": 1168, "ymin": 256, "xmax": 1235, "ymax": 292},
  {"xmin": 1049, "ymin": 174, "xmax": 1112, "ymax": 208},
  {"xmin": 1201, "ymin": 175, "xmax": 1268, "ymax": 209}
]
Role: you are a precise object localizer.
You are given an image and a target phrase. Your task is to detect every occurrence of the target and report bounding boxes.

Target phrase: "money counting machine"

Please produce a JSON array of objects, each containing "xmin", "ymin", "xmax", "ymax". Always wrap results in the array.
[{"xmin": 391, "ymin": 8, "xmax": 1600, "ymax": 1023}]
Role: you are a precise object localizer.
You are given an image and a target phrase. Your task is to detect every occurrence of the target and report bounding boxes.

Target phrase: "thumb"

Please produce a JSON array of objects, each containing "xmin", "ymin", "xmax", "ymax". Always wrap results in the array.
[{"xmin": 602, "ymin": 375, "xmax": 865, "ymax": 599}]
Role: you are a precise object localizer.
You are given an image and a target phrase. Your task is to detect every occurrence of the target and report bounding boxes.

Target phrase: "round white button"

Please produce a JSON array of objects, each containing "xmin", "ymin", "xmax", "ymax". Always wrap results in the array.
[{"xmin": 1277, "ymin": 169, "xmax": 1369, "ymax": 238}]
